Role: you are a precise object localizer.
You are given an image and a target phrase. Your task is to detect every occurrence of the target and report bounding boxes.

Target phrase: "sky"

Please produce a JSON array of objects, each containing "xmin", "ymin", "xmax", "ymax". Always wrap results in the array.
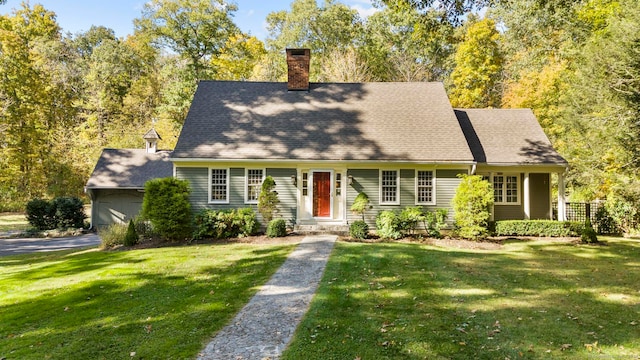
[{"xmin": 1, "ymin": 0, "xmax": 378, "ymax": 41}]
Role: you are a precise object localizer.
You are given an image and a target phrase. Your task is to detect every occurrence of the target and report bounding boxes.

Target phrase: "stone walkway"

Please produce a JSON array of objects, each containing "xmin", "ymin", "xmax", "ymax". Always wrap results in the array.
[{"xmin": 198, "ymin": 234, "xmax": 337, "ymax": 360}]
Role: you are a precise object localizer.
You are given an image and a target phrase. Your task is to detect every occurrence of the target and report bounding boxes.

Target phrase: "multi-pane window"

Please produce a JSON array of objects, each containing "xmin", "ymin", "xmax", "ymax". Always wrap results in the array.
[
  {"xmin": 493, "ymin": 175, "xmax": 504, "ymax": 203},
  {"xmin": 416, "ymin": 170, "xmax": 434, "ymax": 204},
  {"xmin": 493, "ymin": 174, "xmax": 519, "ymax": 204},
  {"xmin": 380, "ymin": 170, "xmax": 399, "ymax": 204},
  {"xmin": 210, "ymin": 168, "xmax": 228, "ymax": 203},
  {"xmin": 246, "ymin": 169, "xmax": 263, "ymax": 203}
]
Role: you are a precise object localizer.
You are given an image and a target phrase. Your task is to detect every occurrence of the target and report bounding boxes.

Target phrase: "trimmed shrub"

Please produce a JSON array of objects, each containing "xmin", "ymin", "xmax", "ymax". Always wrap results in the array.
[
  {"xmin": 350, "ymin": 192, "xmax": 370, "ymax": 221},
  {"xmin": 258, "ymin": 176, "xmax": 279, "ymax": 223},
  {"xmin": 349, "ymin": 220, "xmax": 369, "ymax": 239},
  {"xmin": 581, "ymin": 218, "xmax": 599, "ymax": 243},
  {"xmin": 124, "ymin": 219, "xmax": 139, "ymax": 246},
  {"xmin": 452, "ymin": 174, "xmax": 493, "ymax": 239},
  {"xmin": 495, "ymin": 220, "xmax": 584, "ymax": 237},
  {"xmin": 142, "ymin": 177, "xmax": 193, "ymax": 242},
  {"xmin": 193, "ymin": 208, "xmax": 260, "ymax": 239},
  {"xmin": 100, "ymin": 223, "xmax": 127, "ymax": 249},
  {"xmin": 51, "ymin": 197, "xmax": 86, "ymax": 229},
  {"xmin": 376, "ymin": 210, "xmax": 403, "ymax": 239},
  {"xmin": 266, "ymin": 219, "xmax": 287, "ymax": 237},
  {"xmin": 26, "ymin": 198, "xmax": 56, "ymax": 230}
]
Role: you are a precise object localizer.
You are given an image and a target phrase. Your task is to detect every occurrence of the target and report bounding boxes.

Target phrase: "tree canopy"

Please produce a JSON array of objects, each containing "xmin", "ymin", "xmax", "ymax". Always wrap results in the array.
[{"xmin": 1, "ymin": 0, "xmax": 639, "ymax": 220}]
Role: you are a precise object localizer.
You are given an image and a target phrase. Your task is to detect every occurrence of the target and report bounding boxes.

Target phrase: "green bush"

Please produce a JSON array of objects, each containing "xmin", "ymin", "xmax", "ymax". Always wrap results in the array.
[
  {"xmin": 142, "ymin": 177, "xmax": 193, "ymax": 242},
  {"xmin": 349, "ymin": 220, "xmax": 369, "ymax": 239},
  {"xmin": 26, "ymin": 198, "xmax": 56, "ymax": 230},
  {"xmin": 51, "ymin": 196, "xmax": 86, "ymax": 229},
  {"xmin": 350, "ymin": 192, "xmax": 370, "ymax": 221},
  {"xmin": 266, "ymin": 218, "xmax": 287, "ymax": 237},
  {"xmin": 400, "ymin": 206, "xmax": 424, "ymax": 235},
  {"xmin": 376, "ymin": 210, "xmax": 403, "ymax": 239},
  {"xmin": 581, "ymin": 218, "xmax": 599, "ymax": 243},
  {"xmin": 193, "ymin": 208, "xmax": 260, "ymax": 239},
  {"xmin": 258, "ymin": 176, "xmax": 279, "ymax": 223},
  {"xmin": 124, "ymin": 219, "xmax": 139, "ymax": 246},
  {"xmin": 26, "ymin": 197, "xmax": 86, "ymax": 230},
  {"xmin": 424, "ymin": 208, "xmax": 449, "ymax": 238},
  {"xmin": 495, "ymin": 220, "xmax": 584, "ymax": 237},
  {"xmin": 100, "ymin": 223, "xmax": 128, "ymax": 249},
  {"xmin": 452, "ymin": 174, "xmax": 493, "ymax": 239}
]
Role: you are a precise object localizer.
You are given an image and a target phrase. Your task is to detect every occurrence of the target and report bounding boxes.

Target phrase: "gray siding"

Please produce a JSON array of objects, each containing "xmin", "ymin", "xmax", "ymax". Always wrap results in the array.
[
  {"xmin": 266, "ymin": 168, "xmax": 297, "ymax": 223},
  {"xmin": 175, "ymin": 167, "xmax": 255, "ymax": 213},
  {"xmin": 347, "ymin": 168, "xmax": 465, "ymax": 229},
  {"xmin": 93, "ymin": 189, "xmax": 144, "ymax": 227},
  {"xmin": 347, "ymin": 169, "xmax": 379, "ymax": 226}
]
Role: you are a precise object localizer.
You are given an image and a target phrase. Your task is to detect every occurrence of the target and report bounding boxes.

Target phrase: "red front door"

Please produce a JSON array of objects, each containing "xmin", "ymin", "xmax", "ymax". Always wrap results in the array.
[{"xmin": 313, "ymin": 172, "xmax": 331, "ymax": 217}]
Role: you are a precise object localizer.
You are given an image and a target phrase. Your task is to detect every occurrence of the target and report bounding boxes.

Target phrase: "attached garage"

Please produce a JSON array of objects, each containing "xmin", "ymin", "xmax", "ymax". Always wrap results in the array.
[{"xmin": 85, "ymin": 136, "xmax": 173, "ymax": 228}]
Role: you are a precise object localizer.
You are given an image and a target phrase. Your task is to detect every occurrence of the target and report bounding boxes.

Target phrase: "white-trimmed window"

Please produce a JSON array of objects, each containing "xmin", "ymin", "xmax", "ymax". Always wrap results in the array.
[
  {"xmin": 380, "ymin": 170, "xmax": 400, "ymax": 205},
  {"xmin": 245, "ymin": 169, "xmax": 264, "ymax": 203},
  {"xmin": 493, "ymin": 174, "xmax": 520, "ymax": 205},
  {"xmin": 416, "ymin": 170, "xmax": 435, "ymax": 205},
  {"xmin": 209, "ymin": 168, "xmax": 229, "ymax": 203}
]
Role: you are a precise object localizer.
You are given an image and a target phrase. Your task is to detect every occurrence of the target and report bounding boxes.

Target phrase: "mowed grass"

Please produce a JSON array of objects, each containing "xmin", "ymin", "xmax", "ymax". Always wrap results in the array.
[
  {"xmin": 0, "ymin": 213, "xmax": 28, "ymax": 232},
  {"xmin": 283, "ymin": 237, "xmax": 640, "ymax": 359},
  {"xmin": 0, "ymin": 243, "xmax": 296, "ymax": 359}
]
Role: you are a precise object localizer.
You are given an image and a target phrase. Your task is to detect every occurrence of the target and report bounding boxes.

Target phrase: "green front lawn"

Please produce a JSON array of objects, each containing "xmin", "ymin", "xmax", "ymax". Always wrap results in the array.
[
  {"xmin": 0, "ymin": 243, "xmax": 295, "ymax": 359},
  {"xmin": 283, "ymin": 237, "xmax": 640, "ymax": 359},
  {"xmin": 0, "ymin": 213, "xmax": 28, "ymax": 232}
]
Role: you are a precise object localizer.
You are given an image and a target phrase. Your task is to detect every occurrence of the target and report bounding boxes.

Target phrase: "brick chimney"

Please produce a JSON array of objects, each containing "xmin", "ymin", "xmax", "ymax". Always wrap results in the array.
[{"xmin": 286, "ymin": 48, "xmax": 310, "ymax": 91}]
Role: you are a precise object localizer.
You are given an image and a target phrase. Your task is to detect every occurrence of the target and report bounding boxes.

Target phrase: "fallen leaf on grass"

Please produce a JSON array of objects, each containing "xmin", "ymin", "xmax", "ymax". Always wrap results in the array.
[
  {"xmin": 144, "ymin": 324, "xmax": 152, "ymax": 334},
  {"xmin": 560, "ymin": 344, "xmax": 572, "ymax": 351}
]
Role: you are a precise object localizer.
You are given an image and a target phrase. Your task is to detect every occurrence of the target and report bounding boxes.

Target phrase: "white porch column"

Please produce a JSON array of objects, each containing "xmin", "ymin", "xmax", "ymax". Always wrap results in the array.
[
  {"xmin": 489, "ymin": 172, "xmax": 495, "ymax": 221},
  {"xmin": 523, "ymin": 172, "xmax": 530, "ymax": 220},
  {"xmin": 557, "ymin": 172, "xmax": 566, "ymax": 221}
]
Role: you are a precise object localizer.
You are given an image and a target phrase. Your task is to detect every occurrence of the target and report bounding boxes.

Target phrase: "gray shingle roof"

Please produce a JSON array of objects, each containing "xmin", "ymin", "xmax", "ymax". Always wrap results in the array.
[
  {"xmin": 172, "ymin": 81, "xmax": 475, "ymax": 163},
  {"xmin": 455, "ymin": 109, "xmax": 567, "ymax": 166},
  {"xmin": 85, "ymin": 149, "xmax": 173, "ymax": 189}
]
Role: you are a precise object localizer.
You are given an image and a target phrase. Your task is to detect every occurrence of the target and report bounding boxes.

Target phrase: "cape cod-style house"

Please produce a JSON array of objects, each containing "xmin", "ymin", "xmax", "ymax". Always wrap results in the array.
[{"xmin": 86, "ymin": 49, "xmax": 568, "ymax": 229}]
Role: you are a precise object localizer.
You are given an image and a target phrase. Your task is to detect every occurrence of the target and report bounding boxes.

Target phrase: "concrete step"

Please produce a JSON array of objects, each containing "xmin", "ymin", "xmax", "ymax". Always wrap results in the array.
[{"xmin": 294, "ymin": 224, "xmax": 349, "ymax": 236}]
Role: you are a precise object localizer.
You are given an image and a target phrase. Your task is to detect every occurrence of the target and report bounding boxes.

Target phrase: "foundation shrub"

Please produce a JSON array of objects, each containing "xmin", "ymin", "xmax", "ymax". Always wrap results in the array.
[
  {"xmin": 266, "ymin": 219, "xmax": 287, "ymax": 238},
  {"xmin": 193, "ymin": 208, "xmax": 260, "ymax": 239},
  {"xmin": 349, "ymin": 220, "xmax": 369, "ymax": 239},
  {"xmin": 495, "ymin": 220, "xmax": 584, "ymax": 237}
]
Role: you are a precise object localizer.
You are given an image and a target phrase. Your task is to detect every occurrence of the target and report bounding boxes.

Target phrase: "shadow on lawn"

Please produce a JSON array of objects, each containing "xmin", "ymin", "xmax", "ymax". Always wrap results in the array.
[
  {"xmin": 285, "ymin": 239, "xmax": 640, "ymax": 359},
  {"xmin": 0, "ymin": 245, "xmax": 293, "ymax": 359}
]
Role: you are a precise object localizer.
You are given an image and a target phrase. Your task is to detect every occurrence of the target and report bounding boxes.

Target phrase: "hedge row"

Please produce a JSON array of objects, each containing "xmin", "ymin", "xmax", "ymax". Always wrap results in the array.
[{"xmin": 494, "ymin": 220, "xmax": 584, "ymax": 237}]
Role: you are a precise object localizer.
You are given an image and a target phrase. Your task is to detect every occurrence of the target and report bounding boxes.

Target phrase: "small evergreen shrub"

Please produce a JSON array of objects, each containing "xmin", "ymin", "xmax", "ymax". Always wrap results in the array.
[
  {"xmin": 266, "ymin": 219, "xmax": 287, "ymax": 237},
  {"xmin": 581, "ymin": 218, "xmax": 599, "ymax": 243},
  {"xmin": 349, "ymin": 220, "xmax": 369, "ymax": 239},
  {"xmin": 52, "ymin": 196, "xmax": 86, "ymax": 229},
  {"xmin": 100, "ymin": 223, "xmax": 127, "ymax": 249},
  {"xmin": 495, "ymin": 220, "xmax": 584, "ymax": 237},
  {"xmin": 258, "ymin": 176, "xmax": 279, "ymax": 223},
  {"xmin": 26, "ymin": 198, "xmax": 56, "ymax": 230},
  {"xmin": 142, "ymin": 177, "xmax": 193, "ymax": 242},
  {"xmin": 376, "ymin": 210, "xmax": 403, "ymax": 239},
  {"xmin": 350, "ymin": 192, "xmax": 370, "ymax": 221},
  {"xmin": 193, "ymin": 208, "xmax": 260, "ymax": 239},
  {"xmin": 452, "ymin": 174, "xmax": 493, "ymax": 240},
  {"xmin": 124, "ymin": 219, "xmax": 139, "ymax": 246}
]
